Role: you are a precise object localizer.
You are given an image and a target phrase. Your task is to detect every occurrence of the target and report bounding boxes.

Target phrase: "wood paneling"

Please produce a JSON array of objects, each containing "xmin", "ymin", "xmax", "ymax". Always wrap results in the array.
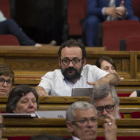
[{"xmin": 2, "ymin": 118, "xmax": 140, "ymax": 137}]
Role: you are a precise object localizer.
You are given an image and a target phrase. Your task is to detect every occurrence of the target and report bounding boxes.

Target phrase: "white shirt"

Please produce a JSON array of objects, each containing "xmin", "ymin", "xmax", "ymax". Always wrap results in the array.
[
  {"xmin": 38, "ymin": 64, "xmax": 108, "ymax": 96},
  {"xmin": 72, "ymin": 136, "xmax": 80, "ymax": 140},
  {"xmin": 0, "ymin": 10, "xmax": 6, "ymax": 22}
]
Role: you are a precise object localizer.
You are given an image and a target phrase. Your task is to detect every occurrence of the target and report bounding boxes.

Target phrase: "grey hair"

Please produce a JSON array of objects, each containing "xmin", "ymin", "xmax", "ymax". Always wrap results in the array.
[
  {"xmin": 66, "ymin": 101, "xmax": 97, "ymax": 122},
  {"xmin": 90, "ymin": 84, "xmax": 120, "ymax": 118},
  {"xmin": 90, "ymin": 84, "xmax": 120, "ymax": 106}
]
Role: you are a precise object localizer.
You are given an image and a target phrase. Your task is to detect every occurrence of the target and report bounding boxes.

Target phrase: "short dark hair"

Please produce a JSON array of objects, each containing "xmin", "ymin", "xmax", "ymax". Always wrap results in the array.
[
  {"xmin": 0, "ymin": 64, "xmax": 15, "ymax": 84},
  {"xmin": 6, "ymin": 85, "xmax": 39, "ymax": 113},
  {"xmin": 58, "ymin": 39, "xmax": 86, "ymax": 59},
  {"xmin": 95, "ymin": 56, "xmax": 116, "ymax": 70}
]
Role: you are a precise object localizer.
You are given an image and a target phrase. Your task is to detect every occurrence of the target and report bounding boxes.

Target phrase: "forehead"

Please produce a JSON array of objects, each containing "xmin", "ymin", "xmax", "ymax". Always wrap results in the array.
[
  {"xmin": 94, "ymin": 93, "xmax": 114, "ymax": 106},
  {"xmin": 101, "ymin": 60, "xmax": 113, "ymax": 67},
  {"xmin": 61, "ymin": 46, "xmax": 82, "ymax": 59},
  {"xmin": 0, "ymin": 75, "xmax": 12, "ymax": 80},
  {"xmin": 74, "ymin": 108, "xmax": 96, "ymax": 119},
  {"xmin": 20, "ymin": 92, "xmax": 36, "ymax": 100}
]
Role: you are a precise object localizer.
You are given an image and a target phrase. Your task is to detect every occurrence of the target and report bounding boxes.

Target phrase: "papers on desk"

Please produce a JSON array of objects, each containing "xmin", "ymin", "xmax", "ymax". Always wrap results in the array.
[{"xmin": 35, "ymin": 111, "xmax": 66, "ymax": 118}]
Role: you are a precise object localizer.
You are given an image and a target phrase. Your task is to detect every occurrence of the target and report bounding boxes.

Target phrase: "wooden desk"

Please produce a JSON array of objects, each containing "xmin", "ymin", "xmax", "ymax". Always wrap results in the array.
[
  {"xmin": 2, "ymin": 118, "xmax": 140, "ymax": 137},
  {"xmin": 13, "ymin": 78, "xmax": 140, "ymax": 93}
]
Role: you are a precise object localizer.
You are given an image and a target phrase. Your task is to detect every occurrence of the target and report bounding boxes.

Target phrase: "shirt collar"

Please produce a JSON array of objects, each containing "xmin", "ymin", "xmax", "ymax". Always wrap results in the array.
[{"xmin": 72, "ymin": 136, "xmax": 81, "ymax": 140}]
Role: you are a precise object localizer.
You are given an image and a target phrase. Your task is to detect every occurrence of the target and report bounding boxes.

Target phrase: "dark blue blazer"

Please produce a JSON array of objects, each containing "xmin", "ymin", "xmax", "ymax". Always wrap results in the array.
[{"xmin": 87, "ymin": 0, "xmax": 135, "ymax": 20}]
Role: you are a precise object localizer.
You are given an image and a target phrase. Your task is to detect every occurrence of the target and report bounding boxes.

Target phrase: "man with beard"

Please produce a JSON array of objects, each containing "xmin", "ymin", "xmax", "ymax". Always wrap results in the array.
[
  {"xmin": 35, "ymin": 39, "xmax": 120, "ymax": 96},
  {"xmin": 90, "ymin": 84, "xmax": 120, "ymax": 118},
  {"xmin": 66, "ymin": 101, "xmax": 117, "ymax": 140}
]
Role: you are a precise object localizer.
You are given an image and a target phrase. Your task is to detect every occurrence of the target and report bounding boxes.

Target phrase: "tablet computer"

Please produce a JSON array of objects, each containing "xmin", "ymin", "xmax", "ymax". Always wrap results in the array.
[
  {"xmin": 35, "ymin": 111, "xmax": 66, "ymax": 118},
  {"xmin": 72, "ymin": 88, "xmax": 93, "ymax": 96},
  {"xmin": 1, "ymin": 113, "xmax": 36, "ymax": 118}
]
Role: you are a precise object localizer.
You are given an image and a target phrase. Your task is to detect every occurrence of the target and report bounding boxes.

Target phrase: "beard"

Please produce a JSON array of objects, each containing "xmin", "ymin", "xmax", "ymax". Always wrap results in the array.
[{"xmin": 60, "ymin": 65, "xmax": 83, "ymax": 82}]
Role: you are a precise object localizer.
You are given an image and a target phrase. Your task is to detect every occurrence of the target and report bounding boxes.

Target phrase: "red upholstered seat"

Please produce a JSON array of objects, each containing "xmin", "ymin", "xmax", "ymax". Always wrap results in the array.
[
  {"xmin": 0, "ymin": 0, "xmax": 20, "ymax": 46},
  {"xmin": 123, "ymin": 35, "xmax": 140, "ymax": 51},
  {"xmin": 102, "ymin": 20, "xmax": 140, "ymax": 50},
  {"xmin": 0, "ymin": 35, "xmax": 20, "ymax": 45},
  {"xmin": 117, "ymin": 93, "xmax": 130, "ymax": 97},
  {"xmin": 131, "ymin": 112, "xmax": 140, "ymax": 118},
  {"xmin": 133, "ymin": 0, "xmax": 140, "ymax": 21},
  {"xmin": 68, "ymin": 0, "xmax": 87, "ymax": 36}
]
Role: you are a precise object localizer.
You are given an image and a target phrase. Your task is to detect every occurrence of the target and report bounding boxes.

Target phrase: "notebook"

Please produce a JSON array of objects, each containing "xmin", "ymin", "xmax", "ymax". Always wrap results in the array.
[
  {"xmin": 72, "ymin": 88, "xmax": 93, "ymax": 96},
  {"xmin": 35, "ymin": 111, "xmax": 66, "ymax": 118}
]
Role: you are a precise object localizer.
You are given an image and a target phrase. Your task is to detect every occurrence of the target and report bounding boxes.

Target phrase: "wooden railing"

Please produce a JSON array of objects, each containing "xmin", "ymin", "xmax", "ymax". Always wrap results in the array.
[{"xmin": 2, "ymin": 118, "xmax": 140, "ymax": 137}]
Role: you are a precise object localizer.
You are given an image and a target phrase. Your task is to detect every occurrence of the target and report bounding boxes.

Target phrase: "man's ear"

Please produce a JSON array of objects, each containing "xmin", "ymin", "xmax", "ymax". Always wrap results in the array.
[
  {"xmin": 66, "ymin": 121, "xmax": 74, "ymax": 133},
  {"xmin": 83, "ymin": 58, "xmax": 86, "ymax": 67}
]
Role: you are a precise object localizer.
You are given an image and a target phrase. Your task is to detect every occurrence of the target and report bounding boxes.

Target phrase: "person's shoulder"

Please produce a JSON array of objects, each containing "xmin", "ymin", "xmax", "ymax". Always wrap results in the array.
[
  {"xmin": 136, "ymin": 90, "xmax": 140, "ymax": 97},
  {"xmin": 83, "ymin": 64, "xmax": 99, "ymax": 70},
  {"xmin": 45, "ymin": 69, "xmax": 61, "ymax": 75},
  {"xmin": 44, "ymin": 69, "xmax": 62, "ymax": 78}
]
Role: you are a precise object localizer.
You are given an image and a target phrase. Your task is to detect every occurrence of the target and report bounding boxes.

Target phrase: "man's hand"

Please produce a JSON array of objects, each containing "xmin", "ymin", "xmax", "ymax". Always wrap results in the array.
[
  {"xmin": 103, "ymin": 114, "xmax": 117, "ymax": 140},
  {"xmin": 87, "ymin": 73, "xmax": 121, "ymax": 86},
  {"xmin": 116, "ymin": 0, "xmax": 126, "ymax": 18},
  {"xmin": 35, "ymin": 86, "xmax": 49, "ymax": 96},
  {"xmin": 104, "ymin": 7, "xmax": 118, "ymax": 19}
]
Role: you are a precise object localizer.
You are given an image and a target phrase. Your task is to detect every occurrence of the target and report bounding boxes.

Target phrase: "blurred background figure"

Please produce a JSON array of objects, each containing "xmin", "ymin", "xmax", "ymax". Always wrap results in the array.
[
  {"xmin": 6, "ymin": 85, "xmax": 39, "ymax": 113},
  {"xmin": 130, "ymin": 90, "xmax": 140, "ymax": 97},
  {"xmin": 0, "ymin": 64, "xmax": 14, "ymax": 96},
  {"xmin": 0, "ymin": 10, "xmax": 42, "ymax": 46},
  {"xmin": 84, "ymin": 0, "xmax": 139, "ymax": 47}
]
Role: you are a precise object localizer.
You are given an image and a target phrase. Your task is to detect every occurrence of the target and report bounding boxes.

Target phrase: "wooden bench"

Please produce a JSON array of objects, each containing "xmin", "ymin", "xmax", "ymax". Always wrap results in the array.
[
  {"xmin": 0, "ymin": 46, "xmax": 133, "ymax": 79},
  {"xmin": 2, "ymin": 118, "xmax": 140, "ymax": 137},
  {"xmin": 1, "ymin": 46, "xmax": 140, "ymax": 92}
]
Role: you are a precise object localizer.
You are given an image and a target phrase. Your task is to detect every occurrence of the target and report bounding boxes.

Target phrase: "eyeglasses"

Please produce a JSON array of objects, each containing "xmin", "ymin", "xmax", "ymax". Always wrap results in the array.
[
  {"xmin": 96, "ymin": 104, "xmax": 115, "ymax": 113},
  {"xmin": 72, "ymin": 117, "xmax": 98, "ymax": 125},
  {"xmin": 0, "ymin": 124, "xmax": 5, "ymax": 130},
  {"xmin": 61, "ymin": 58, "xmax": 82, "ymax": 66},
  {"xmin": 0, "ymin": 77, "xmax": 12, "ymax": 85}
]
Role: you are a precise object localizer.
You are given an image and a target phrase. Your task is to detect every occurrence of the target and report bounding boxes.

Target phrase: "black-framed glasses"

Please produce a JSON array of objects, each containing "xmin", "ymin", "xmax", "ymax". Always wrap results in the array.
[
  {"xmin": 61, "ymin": 58, "xmax": 82, "ymax": 66},
  {"xmin": 72, "ymin": 117, "xmax": 98, "ymax": 125},
  {"xmin": 0, "ymin": 77, "xmax": 12, "ymax": 85},
  {"xmin": 0, "ymin": 124, "xmax": 5, "ymax": 130},
  {"xmin": 96, "ymin": 104, "xmax": 115, "ymax": 113}
]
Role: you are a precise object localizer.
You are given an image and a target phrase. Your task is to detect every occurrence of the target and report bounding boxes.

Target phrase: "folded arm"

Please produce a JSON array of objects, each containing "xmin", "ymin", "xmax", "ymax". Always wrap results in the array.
[{"xmin": 88, "ymin": 73, "xmax": 120, "ymax": 86}]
